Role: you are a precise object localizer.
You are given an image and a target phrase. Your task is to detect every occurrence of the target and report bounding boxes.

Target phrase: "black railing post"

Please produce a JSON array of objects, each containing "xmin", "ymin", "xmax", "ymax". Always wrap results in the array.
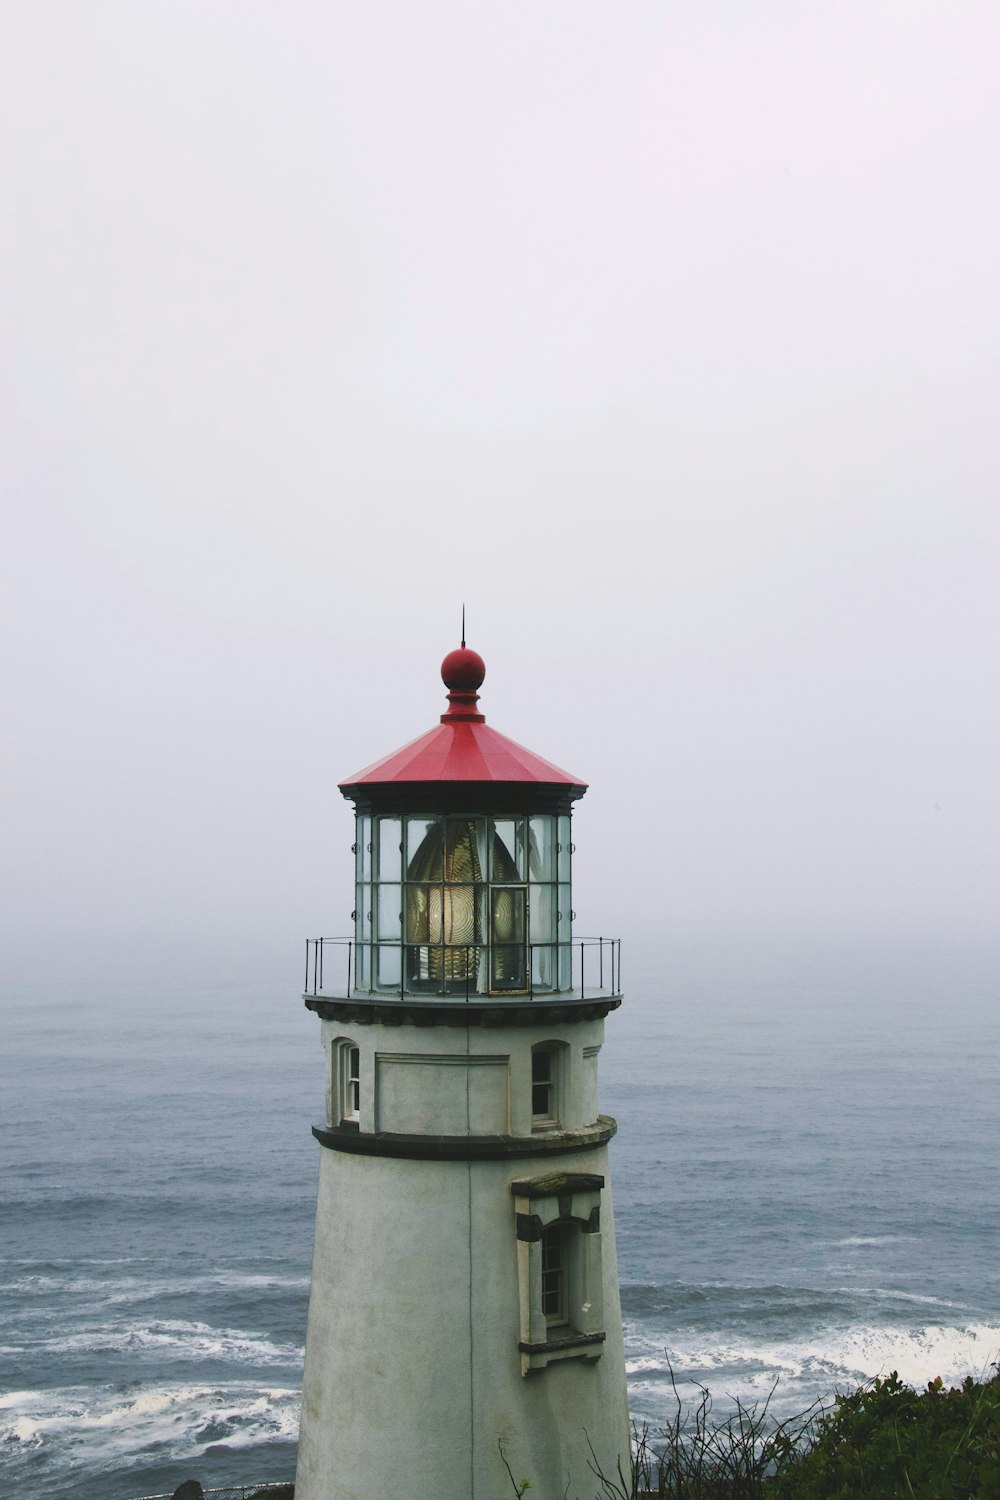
[
  {"xmin": 319, "ymin": 939, "xmax": 324, "ymax": 993},
  {"xmin": 599, "ymin": 936, "xmax": 604, "ymax": 990},
  {"xmin": 580, "ymin": 942, "xmax": 585, "ymax": 1000},
  {"xmin": 305, "ymin": 940, "xmax": 310, "ymax": 994}
]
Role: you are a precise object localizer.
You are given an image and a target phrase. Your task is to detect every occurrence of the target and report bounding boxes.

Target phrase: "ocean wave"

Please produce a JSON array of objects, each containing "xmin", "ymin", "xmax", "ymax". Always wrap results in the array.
[
  {"xmin": 0, "ymin": 1269, "xmax": 310, "ymax": 1298},
  {"xmin": 0, "ymin": 1382, "xmax": 300, "ymax": 1471},
  {"xmin": 623, "ymin": 1317, "xmax": 1000, "ymax": 1419},
  {"xmin": 32, "ymin": 1320, "xmax": 303, "ymax": 1366},
  {"xmin": 830, "ymin": 1236, "xmax": 906, "ymax": 1248}
]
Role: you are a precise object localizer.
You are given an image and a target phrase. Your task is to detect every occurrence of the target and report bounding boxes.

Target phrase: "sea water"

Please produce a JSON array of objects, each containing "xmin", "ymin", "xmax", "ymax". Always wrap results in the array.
[{"xmin": 2, "ymin": 935, "xmax": 998, "ymax": 1498}]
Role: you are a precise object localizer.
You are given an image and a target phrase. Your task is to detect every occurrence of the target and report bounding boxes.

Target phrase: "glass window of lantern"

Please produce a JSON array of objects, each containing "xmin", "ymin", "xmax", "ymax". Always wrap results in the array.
[
  {"xmin": 557, "ymin": 886, "xmax": 572, "ymax": 941},
  {"xmin": 529, "ymin": 883, "xmax": 555, "ymax": 945},
  {"xmin": 376, "ymin": 884, "xmax": 400, "ymax": 940},
  {"xmin": 492, "ymin": 818, "xmax": 525, "ymax": 880},
  {"xmin": 376, "ymin": 944, "xmax": 401, "ymax": 990},
  {"xmin": 491, "ymin": 887, "xmax": 526, "ymax": 990},
  {"xmin": 377, "ymin": 817, "xmax": 401, "ymax": 881},
  {"xmin": 357, "ymin": 815, "xmax": 371, "ymax": 881},
  {"xmin": 531, "ymin": 944, "xmax": 555, "ymax": 992},
  {"xmin": 406, "ymin": 817, "xmax": 442, "ymax": 880},
  {"xmin": 446, "ymin": 817, "xmax": 487, "ymax": 882},
  {"xmin": 557, "ymin": 816, "xmax": 572, "ymax": 881},
  {"xmin": 404, "ymin": 884, "xmax": 434, "ymax": 944},
  {"xmin": 528, "ymin": 816, "xmax": 555, "ymax": 880}
]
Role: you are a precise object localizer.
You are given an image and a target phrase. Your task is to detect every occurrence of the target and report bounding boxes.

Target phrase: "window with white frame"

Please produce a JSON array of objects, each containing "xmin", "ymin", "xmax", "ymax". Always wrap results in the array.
[
  {"xmin": 541, "ymin": 1222, "xmax": 568, "ymax": 1325},
  {"xmin": 511, "ymin": 1172, "xmax": 606, "ymax": 1374},
  {"xmin": 338, "ymin": 1041, "xmax": 360, "ymax": 1123},
  {"xmin": 531, "ymin": 1042, "xmax": 566, "ymax": 1129}
]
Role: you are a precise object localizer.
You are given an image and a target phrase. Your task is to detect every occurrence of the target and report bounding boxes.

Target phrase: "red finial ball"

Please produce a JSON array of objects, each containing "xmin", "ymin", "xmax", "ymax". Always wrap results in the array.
[{"xmin": 441, "ymin": 646, "xmax": 486, "ymax": 692}]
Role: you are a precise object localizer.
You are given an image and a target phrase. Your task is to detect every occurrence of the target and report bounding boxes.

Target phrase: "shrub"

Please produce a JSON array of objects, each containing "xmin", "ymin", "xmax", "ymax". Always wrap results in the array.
[{"xmin": 770, "ymin": 1367, "xmax": 1000, "ymax": 1500}]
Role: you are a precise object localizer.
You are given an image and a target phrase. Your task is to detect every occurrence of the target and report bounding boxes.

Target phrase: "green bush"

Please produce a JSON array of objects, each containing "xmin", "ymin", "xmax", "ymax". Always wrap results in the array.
[{"xmin": 769, "ymin": 1368, "xmax": 1000, "ymax": 1500}]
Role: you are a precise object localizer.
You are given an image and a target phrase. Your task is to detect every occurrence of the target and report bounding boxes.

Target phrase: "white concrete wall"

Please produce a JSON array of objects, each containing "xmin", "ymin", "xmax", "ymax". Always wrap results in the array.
[
  {"xmin": 297, "ymin": 1014, "xmax": 629, "ymax": 1500},
  {"xmin": 320, "ymin": 1014, "xmax": 605, "ymax": 1135}
]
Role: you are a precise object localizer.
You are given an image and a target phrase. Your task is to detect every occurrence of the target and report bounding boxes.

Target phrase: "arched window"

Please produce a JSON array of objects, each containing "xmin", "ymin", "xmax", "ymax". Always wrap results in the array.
[
  {"xmin": 336, "ymin": 1040, "xmax": 360, "ymax": 1124},
  {"xmin": 531, "ymin": 1042, "xmax": 567, "ymax": 1129}
]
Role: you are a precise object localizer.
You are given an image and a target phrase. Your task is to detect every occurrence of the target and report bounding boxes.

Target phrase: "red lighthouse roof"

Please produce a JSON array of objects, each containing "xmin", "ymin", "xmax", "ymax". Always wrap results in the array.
[{"xmin": 339, "ymin": 644, "xmax": 586, "ymax": 797}]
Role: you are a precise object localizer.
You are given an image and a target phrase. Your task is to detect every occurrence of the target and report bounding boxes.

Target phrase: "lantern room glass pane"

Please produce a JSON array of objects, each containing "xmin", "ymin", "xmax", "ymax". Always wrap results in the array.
[
  {"xmin": 376, "ymin": 884, "xmax": 401, "ymax": 940},
  {"xmin": 405, "ymin": 884, "xmax": 433, "ymax": 943},
  {"xmin": 557, "ymin": 816, "xmax": 572, "ymax": 880},
  {"xmin": 355, "ymin": 884, "xmax": 366, "ymax": 944},
  {"xmin": 376, "ymin": 944, "xmax": 401, "ymax": 990},
  {"xmin": 557, "ymin": 886, "xmax": 572, "ymax": 941},
  {"xmin": 491, "ymin": 887, "xmax": 526, "ymax": 990},
  {"xmin": 528, "ymin": 816, "xmax": 555, "ymax": 880},
  {"xmin": 377, "ymin": 817, "xmax": 401, "ymax": 881},
  {"xmin": 446, "ymin": 818, "xmax": 487, "ymax": 882},
  {"xmin": 529, "ymin": 884, "xmax": 555, "ymax": 944},
  {"xmin": 355, "ymin": 940, "xmax": 370, "ymax": 990},
  {"xmin": 439, "ymin": 884, "xmax": 479, "ymax": 947},
  {"xmin": 531, "ymin": 944, "xmax": 555, "ymax": 992},
  {"xmin": 492, "ymin": 818, "xmax": 525, "ymax": 879},
  {"xmin": 358, "ymin": 816, "xmax": 371, "ymax": 881},
  {"xmin": 406, "ymin": 817, "xmax": 442, "ymax": 880}
]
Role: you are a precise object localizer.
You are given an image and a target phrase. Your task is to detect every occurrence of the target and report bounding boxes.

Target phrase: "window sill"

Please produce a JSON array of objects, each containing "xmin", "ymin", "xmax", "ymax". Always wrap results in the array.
[{"xmin": 519, "ymin": 1328, "xmax": 605, "ymax": 1373}]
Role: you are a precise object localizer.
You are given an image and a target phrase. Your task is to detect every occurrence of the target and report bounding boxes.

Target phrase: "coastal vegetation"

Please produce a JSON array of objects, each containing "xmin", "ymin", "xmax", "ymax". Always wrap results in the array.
[{"xmin": 595, "ymin": 1365, "xmax": 1000, "ymax": 1499}]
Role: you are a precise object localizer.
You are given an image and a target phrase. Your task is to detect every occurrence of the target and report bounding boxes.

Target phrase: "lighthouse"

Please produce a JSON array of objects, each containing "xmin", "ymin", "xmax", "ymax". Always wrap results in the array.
[{"xmin": 295, "ymin": 642, "xmax": 629, "ymax": 1500}]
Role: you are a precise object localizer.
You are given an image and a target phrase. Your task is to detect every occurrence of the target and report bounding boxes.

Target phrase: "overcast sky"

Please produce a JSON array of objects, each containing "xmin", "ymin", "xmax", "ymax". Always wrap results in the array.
[{"xmin": 2, "ymin": 1, "xmax": 998, "ymax": 984}]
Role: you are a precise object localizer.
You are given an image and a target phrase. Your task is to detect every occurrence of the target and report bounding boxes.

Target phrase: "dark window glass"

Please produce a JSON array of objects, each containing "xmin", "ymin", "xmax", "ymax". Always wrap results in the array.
[
  {"xmin": 541, "ymin": 1222, "xmax": 566, "ymax": 1322},
  {"xmin": 532, "ymin": 1048, "xmax": 553, "ymax": 1117}
]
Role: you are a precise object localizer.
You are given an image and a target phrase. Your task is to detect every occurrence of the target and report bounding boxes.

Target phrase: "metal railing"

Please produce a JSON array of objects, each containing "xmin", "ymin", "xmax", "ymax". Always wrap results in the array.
[{"xmin": 304, "ymin": 936, "xmax": 621, "ymax": 1004}]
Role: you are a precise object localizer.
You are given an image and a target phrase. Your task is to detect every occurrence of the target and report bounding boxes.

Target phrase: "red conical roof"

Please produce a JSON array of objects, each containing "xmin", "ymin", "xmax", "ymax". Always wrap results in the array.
[{"xmin": 339, "ymin": 645, "xmax": 586, "ymax": 794}]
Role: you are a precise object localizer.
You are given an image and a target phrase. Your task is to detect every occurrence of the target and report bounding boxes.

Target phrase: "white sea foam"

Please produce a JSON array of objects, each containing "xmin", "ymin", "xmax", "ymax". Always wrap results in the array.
[
  {"xmin": 0, "ymin": 1382, "xmax": 301, "ymax": 1471},
  {"xmin": 35, "ymin": 1319, "xmax": 303, "ymax": 1365},
  {"xmin": 830, "ymin": 1236, "xmax": 905, "ymax": 1248},
  {"xmin": 623, "ymin": 1316, "xmax": 1000, "ymax": 1419},
  {"xmin": 0, "ymin": 1270, "xmax": 310, "ymax": 1298}
]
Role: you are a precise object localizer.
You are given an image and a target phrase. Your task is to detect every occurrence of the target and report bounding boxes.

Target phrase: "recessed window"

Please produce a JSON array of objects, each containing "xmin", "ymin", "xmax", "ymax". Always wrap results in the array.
[
  {"xmin": 541, "ymin": 1223, "xmax": 567, "ymax": 1324},
  {"xmin": 339, "ymin": 1041, "xmax": 360, "ymax": 1123},
  {"xmin": 531, "ymin": 1042, "xmax": 567, "ymax": 1129},
  {"xmin": 512, "ymin": 1172, "xmax": 606, "ymax": 1375},
  {"xmin": 532, "ymin": 1049, "xmax": 554, "ymax": 1121}
]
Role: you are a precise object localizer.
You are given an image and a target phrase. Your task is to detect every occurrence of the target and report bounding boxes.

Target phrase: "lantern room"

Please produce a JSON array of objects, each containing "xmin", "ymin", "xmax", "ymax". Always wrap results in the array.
[{"xmin": 304, "ymin": 643, "xmax": 620, "ymax": 1006}]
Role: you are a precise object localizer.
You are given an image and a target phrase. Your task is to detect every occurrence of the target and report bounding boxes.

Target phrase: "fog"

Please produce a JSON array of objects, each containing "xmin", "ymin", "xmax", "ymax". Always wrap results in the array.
[{"xmin": 3, "ymin": 2, "xmax": 998, "ymax": 987}]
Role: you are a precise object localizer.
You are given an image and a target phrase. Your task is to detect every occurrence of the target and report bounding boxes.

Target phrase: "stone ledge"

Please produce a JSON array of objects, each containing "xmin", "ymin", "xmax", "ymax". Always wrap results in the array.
[
  {"xmin": 304, "ymin": 995, "xmax": 622, "ymax": 1028},
  {"xmin": 311, "ymin": 1114, "xmax": 617, "ymax": 1161}
]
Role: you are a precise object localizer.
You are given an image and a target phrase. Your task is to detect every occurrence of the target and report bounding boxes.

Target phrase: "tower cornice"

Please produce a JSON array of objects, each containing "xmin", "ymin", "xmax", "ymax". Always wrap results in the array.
[
  {"xmin": 311, "ymin": 1114, "xmax": 617, "ymax": 1161},
  {"xmin": 304, "ymin": 995, "xmax": 622, "ymax": 1027}
]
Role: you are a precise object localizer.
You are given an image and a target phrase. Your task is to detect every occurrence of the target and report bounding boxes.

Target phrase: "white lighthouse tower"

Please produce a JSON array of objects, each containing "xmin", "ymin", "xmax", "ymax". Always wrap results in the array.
[{"xmin": 295, "ymin": 641, "xmax": 629, "ymax": 1500}]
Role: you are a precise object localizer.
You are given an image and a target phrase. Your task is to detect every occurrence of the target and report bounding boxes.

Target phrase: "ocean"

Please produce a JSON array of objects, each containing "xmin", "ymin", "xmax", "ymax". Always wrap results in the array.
[{"xmin": 2, "ymin": 934, "xmax": 998, "ymax": 1499}]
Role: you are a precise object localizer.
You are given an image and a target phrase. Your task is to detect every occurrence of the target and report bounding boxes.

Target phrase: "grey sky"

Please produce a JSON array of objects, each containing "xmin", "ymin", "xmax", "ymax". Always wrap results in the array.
[{"xmin": 2, "ymin": 2, "xmax": 998, "ymax": 982}]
